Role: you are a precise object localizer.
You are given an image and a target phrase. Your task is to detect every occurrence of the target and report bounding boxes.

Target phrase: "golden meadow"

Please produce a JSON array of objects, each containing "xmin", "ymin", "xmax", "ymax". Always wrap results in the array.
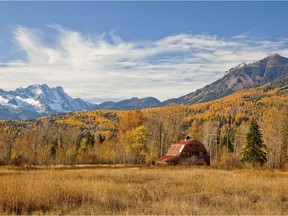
[{"xmin": 0, "ymin": 166, "xmax": 287, "ymax": 215}]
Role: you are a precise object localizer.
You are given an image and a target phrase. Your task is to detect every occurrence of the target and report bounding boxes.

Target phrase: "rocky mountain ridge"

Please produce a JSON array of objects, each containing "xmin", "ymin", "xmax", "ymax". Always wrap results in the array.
[
  {"xmin": 0, "ymin": 84, "xmax": 94, "ymax": 120},
  {"xmin": 162, "ymin": 54, "xmax": 288, "ymax": 105}
]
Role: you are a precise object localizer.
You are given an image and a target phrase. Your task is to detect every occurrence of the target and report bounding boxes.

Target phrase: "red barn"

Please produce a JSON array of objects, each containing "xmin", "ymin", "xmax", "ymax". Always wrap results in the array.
[{"xmin": 156, "ymin": 136, "xmax": 210, "ymax": 165}]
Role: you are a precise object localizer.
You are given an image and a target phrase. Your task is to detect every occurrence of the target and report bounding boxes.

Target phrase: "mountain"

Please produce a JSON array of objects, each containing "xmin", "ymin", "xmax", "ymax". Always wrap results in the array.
[
  {"xmin": 163, "ymin": 54, "xmax": 288, "ymax": 105},
  {"xmin": 0, "ymin": 84, "xmax": 94, "ymax": 120},
  {"xmin": 1, "ymin": 54, "xmax": 287, "ymax": 120},
  {"xmin": 95, "ymin": 97, "xmax": 161, "ymax": 110},
  {"xmin": 0, "ymin": 84, "xmax": 161, "ymax": 120}
]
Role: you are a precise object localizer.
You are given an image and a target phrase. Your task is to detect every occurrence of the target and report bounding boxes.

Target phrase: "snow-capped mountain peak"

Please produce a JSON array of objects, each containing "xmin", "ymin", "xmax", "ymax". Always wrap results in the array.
[{"xmin": 0, "ymin": 84, "xmax": 94, "ymax": 120}]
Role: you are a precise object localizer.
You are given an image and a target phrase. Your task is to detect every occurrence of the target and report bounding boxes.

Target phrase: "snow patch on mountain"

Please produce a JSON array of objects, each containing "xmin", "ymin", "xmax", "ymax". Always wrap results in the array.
[
  {"xmin": 16, "ymin": 97, "xmax": 42, "ymax": 109},
  {"xmin": 0, "ymin": 96, "xmax": 9, "ymax": 104}
]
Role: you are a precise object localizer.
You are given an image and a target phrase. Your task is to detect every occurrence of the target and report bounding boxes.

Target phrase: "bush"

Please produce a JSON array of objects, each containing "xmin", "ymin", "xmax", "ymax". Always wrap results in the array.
[
  {"xmin": 219, "ymin": 153, "xmax": 243, "ymax": 170},
  {"xmin": 10, "ymin": 151, "xmax": 24, "ymax": 166},
  {"xmin": 66, "ymin": 148, "xmax": 80, "ymax": 165}
]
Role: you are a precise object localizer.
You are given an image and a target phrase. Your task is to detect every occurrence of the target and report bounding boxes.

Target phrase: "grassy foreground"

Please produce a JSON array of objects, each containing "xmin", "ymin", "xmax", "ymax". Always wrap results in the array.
[{"xmin": 0, "ymin": 166, "xmax": 287, "ymax": 215}]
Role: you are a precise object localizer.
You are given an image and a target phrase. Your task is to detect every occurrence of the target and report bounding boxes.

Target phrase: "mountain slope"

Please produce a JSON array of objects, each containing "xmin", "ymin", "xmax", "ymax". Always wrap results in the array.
[
  {"xmin": 95, "ymin": 97, "xmax": 161, "ymax": 110},
  {"xmin": 163, "ymin": 54, "xmax": 288, "ymax": 105},
  {"xmin": 0, "ymin": 84, "xmax": 94, "ymax": 120}
]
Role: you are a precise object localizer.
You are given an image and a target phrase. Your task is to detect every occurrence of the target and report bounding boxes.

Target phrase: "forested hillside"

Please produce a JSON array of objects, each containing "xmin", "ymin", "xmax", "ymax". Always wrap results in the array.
[{"xmin": 0, "ymin": 79, "xmax": 287, "ymax": 168}]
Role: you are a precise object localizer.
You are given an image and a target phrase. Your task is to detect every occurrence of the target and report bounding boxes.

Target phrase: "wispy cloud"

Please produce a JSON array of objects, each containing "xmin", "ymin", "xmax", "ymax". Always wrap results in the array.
[{"xmin": 0, "ymin": 25, "xmax": 288, "ymax": 103}]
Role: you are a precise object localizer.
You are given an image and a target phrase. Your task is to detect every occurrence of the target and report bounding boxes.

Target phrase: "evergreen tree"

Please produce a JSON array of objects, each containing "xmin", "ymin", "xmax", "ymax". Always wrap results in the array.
[
  {"xmin": 241, "ymin": 120, "xmax": 267, "ymax": 167},
  {"xmin": 84, "ymin": 131, "xmax": 95, "ymax": 146}
]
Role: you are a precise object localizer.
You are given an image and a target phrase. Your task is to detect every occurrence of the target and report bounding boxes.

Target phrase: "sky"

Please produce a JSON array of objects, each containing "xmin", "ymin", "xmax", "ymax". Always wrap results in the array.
[{"xmin": 1, "ymin": 2, "xmax": 288, "ymax": 103}]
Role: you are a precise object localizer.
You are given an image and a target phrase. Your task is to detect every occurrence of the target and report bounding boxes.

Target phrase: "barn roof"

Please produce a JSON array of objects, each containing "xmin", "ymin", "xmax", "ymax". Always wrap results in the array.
[
  {"xmin": 166, "ymin": 139, "xmax": 207, "ymax": 156},
  {"xmin": 181, "ymin": 139, "xmax": 208, "ymax": 153},
  {"xmin": 166, "ymin": 144, "xmax": 185, "ymax": 156},
  {"xmin": 156, "ymin": 155, "xmax": 178, "ymax": 164},
  {"xmin": 175, "ymin": 139, "xmax": 203, "ymax": 145}
]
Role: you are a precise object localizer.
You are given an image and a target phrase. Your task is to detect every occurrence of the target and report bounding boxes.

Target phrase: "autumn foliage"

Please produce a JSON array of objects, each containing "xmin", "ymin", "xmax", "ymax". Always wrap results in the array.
[{"xmin": 0, "ymin": 82, "xmax": 287, "ymax": 168}]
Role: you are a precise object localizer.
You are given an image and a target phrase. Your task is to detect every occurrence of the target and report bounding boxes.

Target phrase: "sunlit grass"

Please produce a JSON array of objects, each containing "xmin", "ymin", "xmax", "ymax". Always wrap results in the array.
[{"xmin": 0, "ymin": 166, "xmax": 287, "ymax": 215}]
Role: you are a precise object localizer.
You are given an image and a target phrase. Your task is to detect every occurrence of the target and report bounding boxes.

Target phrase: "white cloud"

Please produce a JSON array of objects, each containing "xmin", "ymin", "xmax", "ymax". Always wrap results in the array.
[{"xmin": 0, "ymin": 25, "xmax": 288, "ymax": 103}]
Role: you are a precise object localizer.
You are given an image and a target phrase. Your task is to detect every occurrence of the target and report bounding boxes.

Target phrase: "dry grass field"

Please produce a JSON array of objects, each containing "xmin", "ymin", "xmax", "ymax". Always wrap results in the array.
[{"xmin": 0, "ymin": 165, "xmax": 287, "ymax": 215}]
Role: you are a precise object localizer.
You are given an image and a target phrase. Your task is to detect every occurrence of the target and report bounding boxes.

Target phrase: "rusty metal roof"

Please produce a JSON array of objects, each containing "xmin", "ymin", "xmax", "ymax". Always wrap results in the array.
[
  {"xmin": 166, "ymin": 144, "xmax": 185, "ymax": 156},
  {"xmin": 176, "ymin": 139, "xmax": 203, "ymax": 145},
  {"xmin": 164, "ymin": 139, "xmax": 207, "ymax": 156},
  {"xmin": 156, "ymin": 155, "xmax": 178, "ymax": 163}
]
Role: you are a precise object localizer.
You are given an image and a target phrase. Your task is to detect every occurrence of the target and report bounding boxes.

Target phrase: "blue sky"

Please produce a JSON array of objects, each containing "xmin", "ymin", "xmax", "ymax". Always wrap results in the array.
[{"xmin": 1, "ymin": 2, "xmax": 288, "ymax": 103}]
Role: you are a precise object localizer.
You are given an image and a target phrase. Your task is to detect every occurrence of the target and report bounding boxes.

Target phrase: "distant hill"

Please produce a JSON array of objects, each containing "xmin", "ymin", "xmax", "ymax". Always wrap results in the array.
[
  {"xmin": 162, "ymin": 54, "xmax": 288, "ymax": 105},
  {"xmin": 94, "ymin": 97, "xmax": 161, "ymax": 110}
]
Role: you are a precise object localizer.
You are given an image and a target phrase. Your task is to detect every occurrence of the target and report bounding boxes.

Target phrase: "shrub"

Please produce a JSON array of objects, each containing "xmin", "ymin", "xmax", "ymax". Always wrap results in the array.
[{"xmin": 10, "ymin": 151, "xmax": 24, "ymax": 166}]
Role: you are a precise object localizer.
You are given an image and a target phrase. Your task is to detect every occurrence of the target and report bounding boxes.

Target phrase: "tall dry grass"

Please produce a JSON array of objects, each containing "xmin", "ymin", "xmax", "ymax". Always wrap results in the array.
[{"xmin": 0, "ymin": 166, "xmax": 287, "ymax": 215}]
